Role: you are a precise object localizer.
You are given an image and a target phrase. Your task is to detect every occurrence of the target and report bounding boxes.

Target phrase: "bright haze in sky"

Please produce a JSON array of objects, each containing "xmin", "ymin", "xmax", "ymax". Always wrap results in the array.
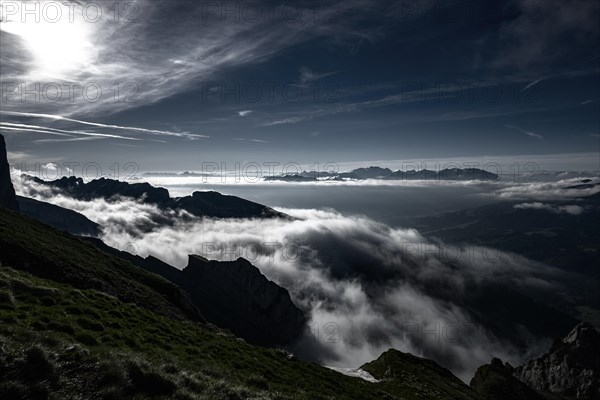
[{"xmin": 0, "ymin": 0, "xmax": 599, "ymax": 173}]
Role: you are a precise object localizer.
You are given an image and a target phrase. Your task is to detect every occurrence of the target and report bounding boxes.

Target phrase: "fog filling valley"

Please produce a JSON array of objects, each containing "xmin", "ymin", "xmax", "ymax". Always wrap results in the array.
[{"xmin": 13, "ymin": 172, "xmax": 594, "ymax": 382}]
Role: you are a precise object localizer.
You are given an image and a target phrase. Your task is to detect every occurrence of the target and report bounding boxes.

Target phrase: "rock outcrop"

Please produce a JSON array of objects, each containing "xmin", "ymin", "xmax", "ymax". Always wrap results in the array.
[
  {"xmin": 179, "ymin": 255, "xmax": 306, "ymax": 346},
  {"xmin": 514, "ymin": 322, "xmax": 600, "ymax": 399},
  {"xmin": 0, "ymin": 135, "xmax": 19, "ymax": 211},
  {"xmin": 470, "ymin": 358, "xmax": 545, "ymax": 400}
]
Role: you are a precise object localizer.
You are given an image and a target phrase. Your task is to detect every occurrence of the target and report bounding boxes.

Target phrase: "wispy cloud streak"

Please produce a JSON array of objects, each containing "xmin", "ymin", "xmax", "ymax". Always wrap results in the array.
[
  {"xmin": 505, "ymin": 124, "xmax": 544, "ymax": 140},
  {"xmin": 0, "ymin": 122, "xmax": 141, "ymax": 141},
  {"xmin": 520, "ymin": 78, "xmax": 545, "ymax": 92},
  {"xmin": 1, "ymin": 111, "xmax": 205, "ymax": 140},
  {"xmin": 233, "ymin": 137, "xmax": 269, "ymax": 143}
]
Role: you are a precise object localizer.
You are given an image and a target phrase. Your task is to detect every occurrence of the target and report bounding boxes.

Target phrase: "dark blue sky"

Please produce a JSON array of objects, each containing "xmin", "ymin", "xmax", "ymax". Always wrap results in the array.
[{"xmin": 1, "ymin": 0, "xmax": 599, "ymax": 172}]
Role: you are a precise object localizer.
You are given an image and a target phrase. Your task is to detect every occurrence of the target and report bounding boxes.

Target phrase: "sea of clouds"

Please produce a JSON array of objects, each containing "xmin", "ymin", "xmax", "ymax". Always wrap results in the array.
[{"xmin": 13, "ymin": 172, "xmax": 589, "ymax": 381}]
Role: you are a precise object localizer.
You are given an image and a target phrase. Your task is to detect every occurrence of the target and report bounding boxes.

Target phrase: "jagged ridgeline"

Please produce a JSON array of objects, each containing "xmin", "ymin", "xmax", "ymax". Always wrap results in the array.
[
  {"xmin": 264, "ymin": 166, "xmax": 500, "ymax": 182},
  {"xmin": 28, "ymin": 175, "xmax": 288, "ymax": 220}
]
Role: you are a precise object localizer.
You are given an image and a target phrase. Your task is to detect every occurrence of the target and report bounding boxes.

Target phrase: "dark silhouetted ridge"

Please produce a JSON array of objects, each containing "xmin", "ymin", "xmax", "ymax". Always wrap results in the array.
[
  {"xmin": 31, "ymin": 175, "xmax": 288, "ymax": 220},
  {"xmin": 17, "ymin": 196, "xmax": 100, "ymax": 236},
  {"xmin": 0, "ymin": 134, "xmax": 19, "ymax": 211}
]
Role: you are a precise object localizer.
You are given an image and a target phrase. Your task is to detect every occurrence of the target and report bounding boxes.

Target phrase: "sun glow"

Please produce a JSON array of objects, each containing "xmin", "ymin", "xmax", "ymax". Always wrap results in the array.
[{"xmin": 0, "ymin": 0, "xmax": 97, "ymax": 80}]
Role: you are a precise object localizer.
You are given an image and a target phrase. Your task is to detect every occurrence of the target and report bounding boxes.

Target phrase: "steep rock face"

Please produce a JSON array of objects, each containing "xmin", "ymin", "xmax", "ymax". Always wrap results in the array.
[
  {"xmin": 514, "ymin": 322, "xmax": 600, "ymax": 399},
  {"xmin": 0, "ymin": 135, "xmax": 19, "ymax": 211},
  {"xmin": 178, "ymin": 255, "xmax": 306, "ymax": 346},
  {"xmin": 470, "ymin": 358, "xmax": 545, "ymax": 400},
  {"xmin": 17, "ymin": 196, "xmax": 100, "ymax": 236}
]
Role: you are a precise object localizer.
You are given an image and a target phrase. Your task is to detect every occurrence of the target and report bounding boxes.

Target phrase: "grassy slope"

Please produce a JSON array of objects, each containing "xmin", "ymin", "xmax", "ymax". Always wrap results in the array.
[
  {"xmin": 0, "ymin": 207, "xmax": 200, "ymax": 322},
  {"xmin": 0, "ymin": 207, "xmax": 475, "ymax": 399}
]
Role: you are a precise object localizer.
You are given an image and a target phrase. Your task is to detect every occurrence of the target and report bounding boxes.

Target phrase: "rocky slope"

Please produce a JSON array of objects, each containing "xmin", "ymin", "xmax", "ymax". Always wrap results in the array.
[
  {"xmin": 514, "ymin": 322, "xmax": 600, "ymax": 399},
  {"xmin": 0, "ymin": 134, "xmax": 18, "ymax": 211}
]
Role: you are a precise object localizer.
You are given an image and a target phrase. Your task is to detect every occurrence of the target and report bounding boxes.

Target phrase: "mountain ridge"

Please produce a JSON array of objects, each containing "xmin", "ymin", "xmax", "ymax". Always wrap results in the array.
[
  {"xmin": 29, "ymin": 175, "xmax": 288, "ymax": 220},
  {"xmin": 265, "ymin": 166, "xmax": 499, "ymax": 182}
]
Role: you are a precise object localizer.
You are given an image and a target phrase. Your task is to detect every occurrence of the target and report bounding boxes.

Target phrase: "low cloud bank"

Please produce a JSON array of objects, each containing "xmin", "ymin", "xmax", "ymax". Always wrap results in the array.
[
  {"xmin": 13, "ymin": 173, "xmax": 567, "ymax": 382},
  {"xmin": 493, "ymin": 178, "xmax": 600, "ymax": 201},
  {"xmin": 514, "ymin": 202, "xmax": 585, "ymax": 215}
]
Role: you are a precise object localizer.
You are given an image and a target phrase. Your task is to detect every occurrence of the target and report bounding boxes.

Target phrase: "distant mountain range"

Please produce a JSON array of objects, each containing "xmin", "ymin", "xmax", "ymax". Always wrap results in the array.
[
  {"xmin": 142, "ymin": 171, "xmax": 212, "ymax": 177},
  {"xmin": 265, "ymin": 166, "xmax": 499, "ymax": 182}
]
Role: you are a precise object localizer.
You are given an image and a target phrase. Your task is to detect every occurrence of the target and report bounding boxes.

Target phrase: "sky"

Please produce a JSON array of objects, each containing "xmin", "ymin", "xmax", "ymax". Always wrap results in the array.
[{"xmin": 0, "ymin": 0, "xmax": 599, "ymax": 173}]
